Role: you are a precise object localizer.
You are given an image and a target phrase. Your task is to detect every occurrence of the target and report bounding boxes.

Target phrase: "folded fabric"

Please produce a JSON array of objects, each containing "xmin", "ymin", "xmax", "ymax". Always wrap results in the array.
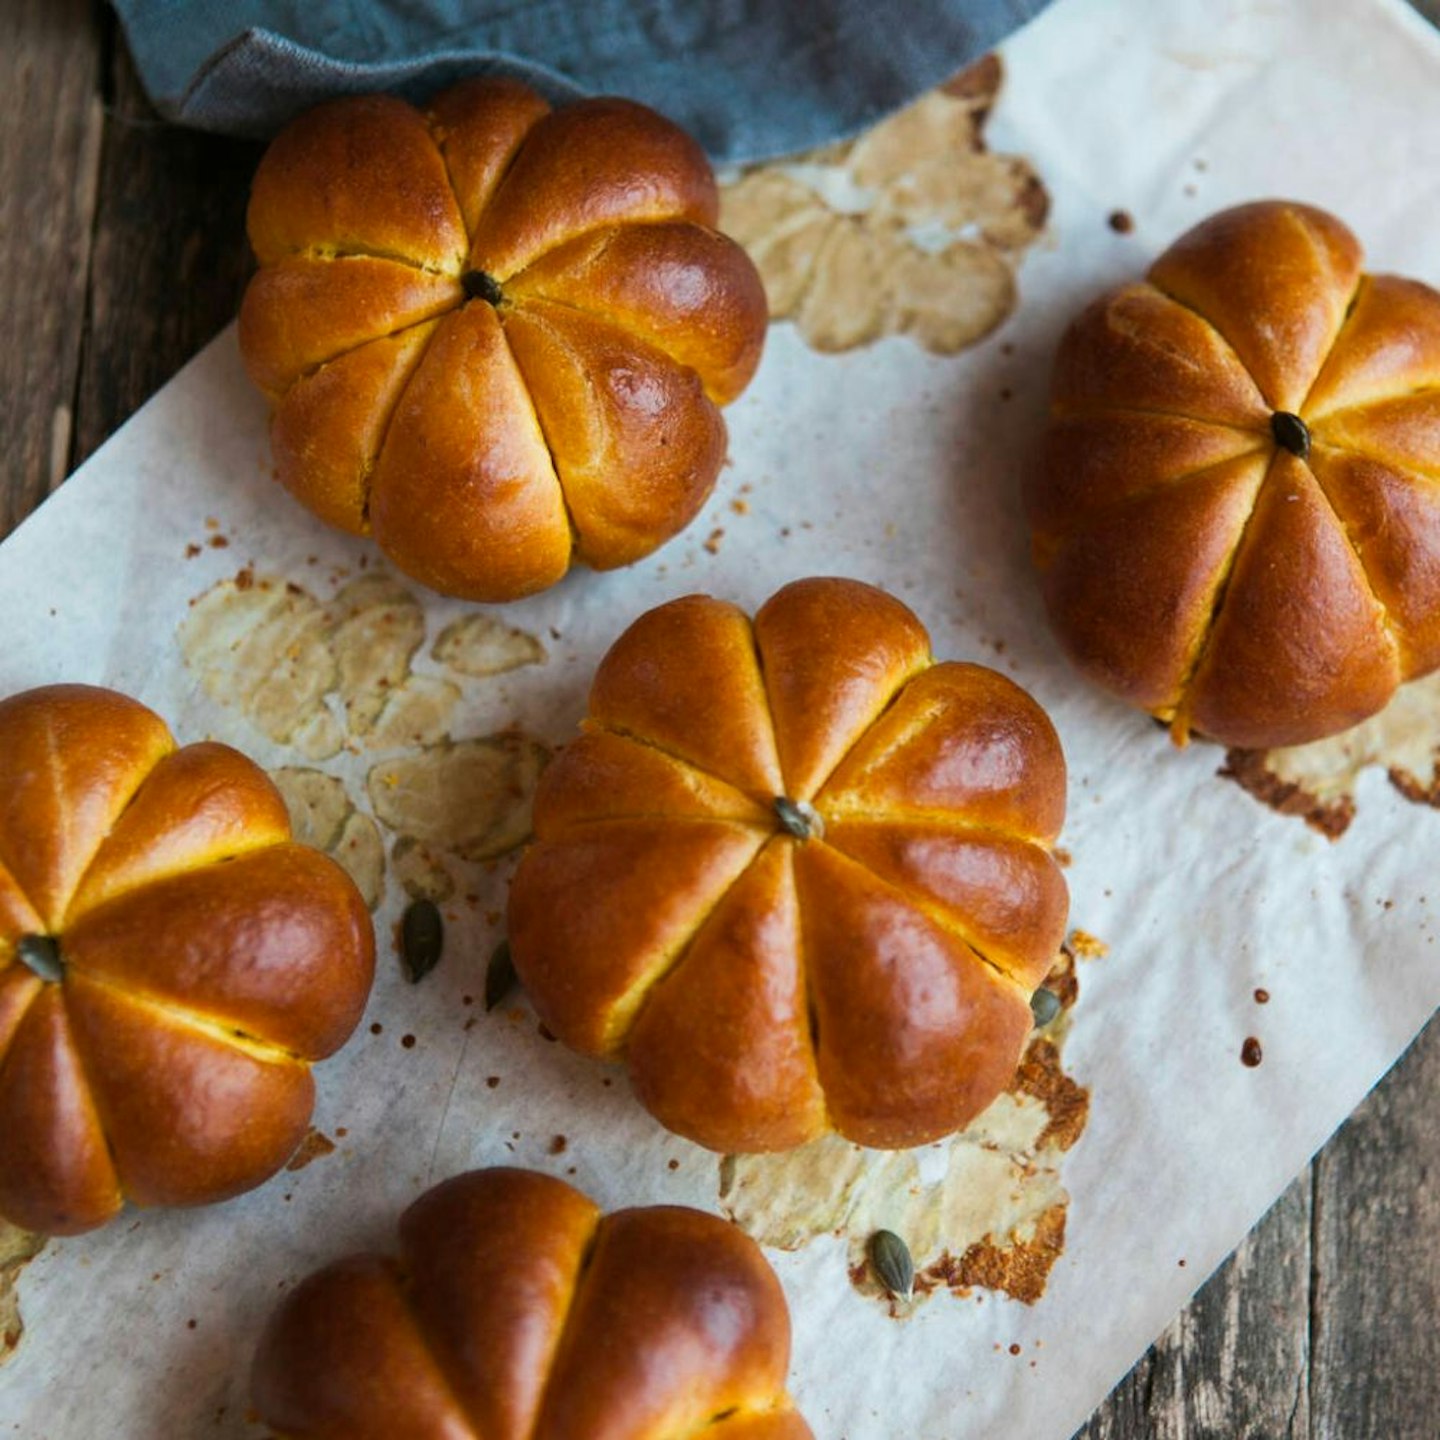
[{"xmin": 110, "ymin": 0, "xmax": 1051, "ymax": 162}]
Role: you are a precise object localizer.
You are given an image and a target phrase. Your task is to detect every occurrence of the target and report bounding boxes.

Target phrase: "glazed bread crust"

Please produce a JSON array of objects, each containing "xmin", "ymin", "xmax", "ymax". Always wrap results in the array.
[
  {"xmin": 508, "ymin": 578, "xmax": 1069, "ymax": 1152},
  {"xmin": 251, "ymin": 1167, "xmax": 814, "ymax": 1440},
  {"xmin": 1028, "ymin": 200, "xmax": 1440, "ymax": 748},
  {"xmin": 0, "ymin": 685, "xmax": 375, "ymax": 1234},
  {"xmin": 240, "ymin": 79, "xmax": 768, "ymax": 601}
]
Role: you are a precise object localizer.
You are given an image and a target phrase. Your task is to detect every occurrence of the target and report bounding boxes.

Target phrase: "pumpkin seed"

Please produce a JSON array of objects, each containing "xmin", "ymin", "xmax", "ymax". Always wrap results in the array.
[
  {"xmin": 868, "ymin": 1229, "xmax": 914, "ymax": 1300},
  {"xmin": 485, "ymin": 940, "xmax": 518, "ymax": 1012},
  {"xmin": 462, "ymin": 269, "xmax": 504, "ymax": 306},
  {"xmin": 400, "ymin": 899, "xmax": 444, "ymax": 983},
  {"xmin": 16, "ymin": 935, "xmax": 63, "ymax": 984},
  {"xmin": 774, "ymin": 795, "xmax": 824, "ymax": 840},
  {"xmin": 1270, "ymin": 410, "xmax": 1311, "ymax": 459},
  {"xmin": 1030, "ymin": 987, "xmax": 1061, "ymax": 1028}
]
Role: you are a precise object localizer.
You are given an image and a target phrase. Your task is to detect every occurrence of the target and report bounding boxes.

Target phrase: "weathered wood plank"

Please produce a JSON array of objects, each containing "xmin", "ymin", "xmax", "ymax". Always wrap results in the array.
[
  {"xmin": 68, "ymin": 29, "xmax": 263, "ymax": 469},
  {"xmin": 0, "ymin": 0, "xmax": 103, "ymax": 538},
  {"xmin": 1310, "ymin": 1016, "xmax": 1440, "ymax": 1440},
  {"xmin": 1076, "ymin": 1176, "xmax": 1312, "ymax": 1439}
]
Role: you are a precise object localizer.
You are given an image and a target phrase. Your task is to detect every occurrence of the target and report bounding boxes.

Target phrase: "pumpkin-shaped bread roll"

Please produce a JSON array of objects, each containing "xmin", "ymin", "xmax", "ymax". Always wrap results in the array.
[
  {"xmin": 252, "ymin": 1168, "xmax": 814, "ymax": 1440},
  {"xmin": 239, "ymin": 79, "xmax": 767, "ymax": 601},
  {"xmin": 0, "ymin": 684, "xmax": 375, "ymax": 1234},
  {"xmin": 508, "ymin": 578, "xmax": 1069, "ymax": 1152},
  {"xmin": 1028, "ymin": 199, "xmax": 1440, "ymax": 748}
]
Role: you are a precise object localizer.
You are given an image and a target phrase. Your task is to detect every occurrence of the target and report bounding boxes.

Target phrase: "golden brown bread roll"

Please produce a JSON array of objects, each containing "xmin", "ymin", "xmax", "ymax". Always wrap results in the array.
[
  {"xmin": 1027, "ymin": 199, "xmax": 1440, "ymax": 748},
  {"xmin": 0, "ymin": 684, "xmax": 375, "ymax": 1235},
  {"xmin": 239, "ymin": 79, "xmax": 767, "ymax": 601},
  {"xmin": 250, "ymin": 1167, "xmax": 814, "ymax": 1440},
  {"xmin": 508, "ymin": 578, "xmax": 1069, "ymax": 1152}
]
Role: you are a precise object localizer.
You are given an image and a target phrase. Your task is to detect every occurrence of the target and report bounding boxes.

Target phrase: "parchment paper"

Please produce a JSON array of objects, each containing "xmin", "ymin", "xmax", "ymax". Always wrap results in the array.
[{"xmin": 4, "ymin": 0, "xmax": 1440, "ymax": 1434}]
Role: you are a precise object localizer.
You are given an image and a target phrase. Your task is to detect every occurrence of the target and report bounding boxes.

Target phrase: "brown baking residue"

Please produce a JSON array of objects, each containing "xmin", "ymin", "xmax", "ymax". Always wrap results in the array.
[
  {"xmin": 719, "ymin": 52, "xmax": 1048, "ymax": 355},
  {"xmin": 549, "ymin": 1136, "xmax": 568, "ymax": 1156},
  {"xmin": 1241, "ymin": 1037, "xmax": 1264, "ymax": 1067},
  {"xmin": 1012, "ymin": 1038, "xmax": 1090, "ymax": 1150},
  {"xmin": 719, "ymin": 941, "xmax": 1093, "ymax": 1312},
  {"xmin": 1045, "ymin": 942, "xmax": 1081, "ymax": 1011},
  {"xmin": 1067, "ymin": 928, "xmax": 1109, "ymax": 959},
  {"xmin": 285, "ymin": 1129, "xmax": 336, "ymax": 1172},
  {"xmin": 931, "ymin": 1204, "xmax": 1069, "ymax": 1308},
  {"xmin": 0, "ymin": 1222, "xmax": 45, "ymax": 1367},
  {"xmin": 1219, "ymin": 669, "xmax": 1440, "ymax": 838},
  {"xmin": 1254, "ymin": 988, "xmax": 1270, "ymax": 1005},
  {"xmin": 1107, "ymin": 209, "xmax": 1135, "ymax": 234}
]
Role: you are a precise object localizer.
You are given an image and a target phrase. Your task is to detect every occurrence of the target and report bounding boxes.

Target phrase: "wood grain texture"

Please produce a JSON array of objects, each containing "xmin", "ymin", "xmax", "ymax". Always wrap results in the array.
[
  {"xmin": 1075, "ymin": 1179, "xmax": 1312, "ymax": 1440},
  {"xmin": 68, "ymin": 21, "xmax": 262, "ymax": 470},
  {"xmin": 0, "ymin": 5, "xmax": 1436, "ymax": 1437},
  {"xmin": 0, "ymin": 0, "xmax": 103, "ymax": 536},
  {"xmin": 1310, "ymin": 1021, "xmax": 1440, "ymax": 1438},
  {"xmin": 1078, "ymin": 1019, "xmax": 1439, "ymax": 1440}
]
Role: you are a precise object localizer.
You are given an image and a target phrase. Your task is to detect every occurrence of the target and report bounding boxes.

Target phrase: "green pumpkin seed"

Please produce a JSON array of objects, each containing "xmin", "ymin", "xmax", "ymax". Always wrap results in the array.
[
  {"xmin": 400, "ymin": 899, "xmax": 444, "ymax": 983},
  {"xmin": 1270, "ymin": 409, "xmax": 1312, "ymax": 459},
  {"xmin": 16, "ymin": 934, "xmax": 63, "ymax": 984},
  {"xmin": 774, "ymin": 796, "xmax": 824, "ymax": 840},
  {"xmin": 485, "ymin": 940, "xmax": 519, "ymax": 1012},
  {"xmin": 1030, "ymin": 987, "xmax": 1061, "ymax": 1028},
  {"xmin": 868, "ymin": 1229, "xmax": 914, "ymax": 1300}
]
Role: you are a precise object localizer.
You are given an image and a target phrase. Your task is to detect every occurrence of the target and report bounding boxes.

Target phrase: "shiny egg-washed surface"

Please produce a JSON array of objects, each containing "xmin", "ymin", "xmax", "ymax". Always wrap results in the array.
[
  {"xmin": 252, "ymin": 1168, "xmax": 814, "ymax": 1440},
  {"xmin": 0, "ymin": 685, "xmax": 374, "ymax": 1234},
  {"xmin": 239, "ymin": 79, "xmax": 767, "ymax": 601},
  {"xmin": 1028, "ymin": 200, "xmax": 1440, "ymax": 750},
  {"xmin": 509, "ymin": 578, "xmax": 1069, "ymax": 1152}
]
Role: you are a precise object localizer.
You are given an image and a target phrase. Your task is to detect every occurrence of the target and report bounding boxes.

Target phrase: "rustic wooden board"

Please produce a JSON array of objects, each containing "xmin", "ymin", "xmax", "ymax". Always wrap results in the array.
[
  {"xmin": 1311, "ymin": 1022, "xmax": 1440, "ymax": 1437},
  {"xmin": 69, "ymin": 23, "xmax": 262, "ymax": 468},
  {"xmin": 0, "ymin": 5, "xmax": 1436, "ymax": 1436},
  {"xmin": 1078, "ymin": 1020, "xmax": 1439, "ymax": 1439},
  {"xmin": 0, "ymin": 0, "xmax": 103, "ymax": 536}
]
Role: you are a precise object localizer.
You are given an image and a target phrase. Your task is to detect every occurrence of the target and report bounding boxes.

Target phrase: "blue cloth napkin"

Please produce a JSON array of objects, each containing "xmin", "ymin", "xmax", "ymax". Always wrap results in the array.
[{"xmin": 111, "ymin": 0, "xmax": 1051, "ymax": 163}]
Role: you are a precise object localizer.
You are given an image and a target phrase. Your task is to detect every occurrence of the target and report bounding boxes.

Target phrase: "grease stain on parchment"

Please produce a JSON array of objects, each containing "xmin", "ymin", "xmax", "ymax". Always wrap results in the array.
[
  {"xmin": 179, "ymin": 577, "xmax": 341, "ymax": 758},
  {"xmin": 1220, "ymin": 669, "xmax": 1440, "ymax": 839},
  {"xmin": 180, "ymin": 573, "xmax": 482, "ymax": 759},
  {"xmin": 0, "ymin": 1220, "xmax": 45, "ymax": 1367},
  {"xmin": 389, "ymin": 835, "xmax": 456, "ymax": 903},
  {"xmin": 270, "ymin": 767, "xmax": 386, "ymax": 909},
  {"xmin": 367, "ymin": 736, "xmax": 550, "ymax": 863},
  {"xmin": 433, "ymin": 614, "xmax": 548, "ymax": 677},
  {"xmin": 719, "ymin": 54, "xmax": 1048, "ymax": 355},
  {"xmin": 719, "ymin": 943, "xmax": 1092, "ymax": 1313},
  {"xmin": 180, "ymin": 569, "xmax": 549, "ymax": 904}
]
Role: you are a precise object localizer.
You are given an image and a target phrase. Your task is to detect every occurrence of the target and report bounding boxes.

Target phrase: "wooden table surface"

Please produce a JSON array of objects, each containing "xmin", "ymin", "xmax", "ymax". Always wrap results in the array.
[{"xmin": 3, "ymin": 3, "xmax": 1437, "ymax": 1435}]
